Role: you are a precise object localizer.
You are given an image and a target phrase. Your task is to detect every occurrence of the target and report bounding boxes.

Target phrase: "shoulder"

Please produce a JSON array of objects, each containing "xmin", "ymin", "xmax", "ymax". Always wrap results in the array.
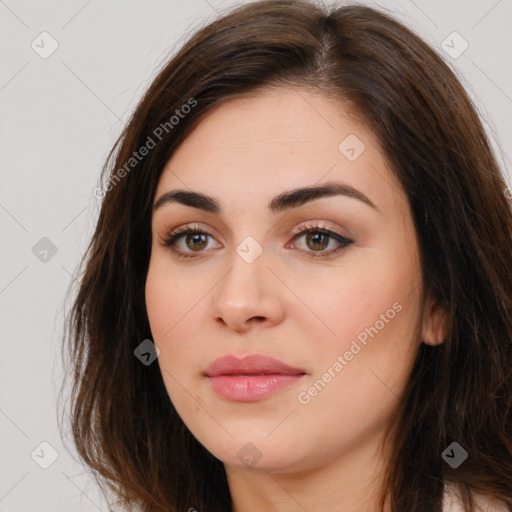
[{"xmin": 443, "ymin": 483, "xmax": 509, "ymax": 512}]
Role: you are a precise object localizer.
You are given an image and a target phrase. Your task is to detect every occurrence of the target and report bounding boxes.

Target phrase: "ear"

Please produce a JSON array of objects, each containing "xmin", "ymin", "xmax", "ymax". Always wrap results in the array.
[{"xmin": 421, "ymin": 296, "xmax": 447, "ymax": 346}]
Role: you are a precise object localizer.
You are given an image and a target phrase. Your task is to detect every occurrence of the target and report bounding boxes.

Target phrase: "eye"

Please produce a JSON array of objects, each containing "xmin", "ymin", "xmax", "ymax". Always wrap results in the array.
[
  {"xmin": 158, "ymin": 221, "xmax": 353, "ymax": 259},
  {"xmin": 159, "ymin": 223, "xmax": 220, "ymax": 259},
  {"xmin": 288, "ymin": 221, "xmax": 353, "ymax": 259}
]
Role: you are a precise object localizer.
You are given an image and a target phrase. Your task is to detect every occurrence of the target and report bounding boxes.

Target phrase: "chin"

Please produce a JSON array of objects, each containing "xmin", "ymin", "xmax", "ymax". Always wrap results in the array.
[{"xmin": 198, "ymin": 433, "xmax": 310, "ymax": 473}]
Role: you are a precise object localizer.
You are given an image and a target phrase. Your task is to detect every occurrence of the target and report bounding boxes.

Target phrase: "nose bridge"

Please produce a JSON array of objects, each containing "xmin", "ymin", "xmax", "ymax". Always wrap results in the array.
[
  {"xmin": 216, "ymin": 234, "xmax": 268, "ymax": 301},
  {"xmin": 211, "ymin": 233, "xmax": 282, "ymax": 328}
]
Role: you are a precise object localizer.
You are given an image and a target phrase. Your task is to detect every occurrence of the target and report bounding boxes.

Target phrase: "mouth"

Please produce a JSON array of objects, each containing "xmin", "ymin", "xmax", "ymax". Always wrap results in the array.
[
  {"xmin": 204, "ymin": 354, "xmax": 306, "ymax": 402},
  {"xmin": 204, "ymin": 353, "xmax": 306, "ymax": 377}
]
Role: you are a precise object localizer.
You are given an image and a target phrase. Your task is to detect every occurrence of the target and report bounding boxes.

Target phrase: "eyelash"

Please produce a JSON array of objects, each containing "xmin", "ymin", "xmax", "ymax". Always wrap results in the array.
[{"xmin": 159, "ymin": 221, "xmax": 353, "ymax": 260}]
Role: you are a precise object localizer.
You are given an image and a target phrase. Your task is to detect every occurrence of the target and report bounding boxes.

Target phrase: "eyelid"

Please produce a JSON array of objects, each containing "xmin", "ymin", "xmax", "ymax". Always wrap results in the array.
[{"xmin": 290, "ymin": 219, "xmax": 348, "ymax": 237}]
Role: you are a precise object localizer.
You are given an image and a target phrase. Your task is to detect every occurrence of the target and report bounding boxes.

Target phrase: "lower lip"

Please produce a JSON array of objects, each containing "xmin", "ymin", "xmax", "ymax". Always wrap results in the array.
[{"xmin": 206, "ymin": 374, "xmax": 305, "ymax": 402}]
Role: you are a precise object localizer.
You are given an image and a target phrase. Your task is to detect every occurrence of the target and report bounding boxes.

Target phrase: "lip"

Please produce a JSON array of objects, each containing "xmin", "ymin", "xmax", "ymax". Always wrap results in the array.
[{"xmin": 204, "ymin": 354, "xmax": 306, "ymax": 402}]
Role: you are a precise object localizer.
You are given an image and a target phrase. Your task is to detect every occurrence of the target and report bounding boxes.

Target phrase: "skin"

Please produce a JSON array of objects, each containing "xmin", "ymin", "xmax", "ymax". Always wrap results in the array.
[{"xmin": 145, "ymin": 86, "xmax": 446, "ymax": 512}]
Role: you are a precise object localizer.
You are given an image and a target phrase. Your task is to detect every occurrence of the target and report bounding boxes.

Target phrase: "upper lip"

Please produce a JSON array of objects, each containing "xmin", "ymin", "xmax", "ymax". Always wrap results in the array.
[{"xmin": 204, "ymin": 354, "xmax": 306, "ymax": 377}]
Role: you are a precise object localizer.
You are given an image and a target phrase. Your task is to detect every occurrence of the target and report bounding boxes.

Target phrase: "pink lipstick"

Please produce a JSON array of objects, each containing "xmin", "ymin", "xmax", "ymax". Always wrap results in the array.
[{"xmin": 204, "ymin": 354, "xmax": 306, "ymax": 402}]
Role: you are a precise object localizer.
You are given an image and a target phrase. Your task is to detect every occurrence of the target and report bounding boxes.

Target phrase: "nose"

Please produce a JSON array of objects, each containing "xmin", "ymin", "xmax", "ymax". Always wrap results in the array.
[{"xmin": 211, "ymin": 246, "xmax": 285, "ymax": 332}]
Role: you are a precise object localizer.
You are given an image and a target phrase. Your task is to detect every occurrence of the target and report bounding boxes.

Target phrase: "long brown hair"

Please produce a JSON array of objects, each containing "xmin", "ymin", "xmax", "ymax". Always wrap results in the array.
[{"xmin": 59, "ymin": 1, "xmax": 512, "ymax": 510}]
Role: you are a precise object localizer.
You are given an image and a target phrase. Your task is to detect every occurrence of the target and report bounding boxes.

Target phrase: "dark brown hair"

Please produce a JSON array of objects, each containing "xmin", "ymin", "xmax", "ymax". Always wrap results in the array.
[{"xmin": 59, "ymin": 1, "xmax": 512, "ymax": 510}]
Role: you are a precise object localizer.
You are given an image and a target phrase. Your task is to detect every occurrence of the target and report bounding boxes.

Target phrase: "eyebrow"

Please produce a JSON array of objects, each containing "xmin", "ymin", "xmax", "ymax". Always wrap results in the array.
[{"xmin": 152, "ymin": 180, "xmax": 378, "ymax": 214}]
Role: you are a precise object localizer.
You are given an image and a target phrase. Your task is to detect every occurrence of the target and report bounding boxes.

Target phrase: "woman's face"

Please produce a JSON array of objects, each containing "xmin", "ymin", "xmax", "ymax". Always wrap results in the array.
[{"xmin": 145, "ymin": 87, "xmax": 443, "ymax": 475}]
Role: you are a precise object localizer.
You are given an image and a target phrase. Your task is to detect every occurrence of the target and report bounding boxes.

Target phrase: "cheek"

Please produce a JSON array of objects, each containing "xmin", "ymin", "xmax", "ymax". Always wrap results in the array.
[
  {"xmin": 145, "ymin": 257, "xmax": 203, "ymax": 341},
  {"xmin": 295, "ymin": 261, "xmax": 417, "ymax": 350},
  {"xmin": 145, "ymin": 263, "xmax": 200, "ymax": 415},
  {"xmin": 145, "ymin": 257, "xmax": 212, "ymax": 390},
  {"xmin": 294, "ymin": 282, "xmax": 420, "ymax": 448},
  {"xmin": 298, "ymin": 242, "xmax": 422, "ymax": 395},
  {"xmin": 145, "ymin": 260, "xmax": 193, "ymax": 371},
  {"xmin": 145, "ymin": 267, "xmax": 175, "ymax": 347}
]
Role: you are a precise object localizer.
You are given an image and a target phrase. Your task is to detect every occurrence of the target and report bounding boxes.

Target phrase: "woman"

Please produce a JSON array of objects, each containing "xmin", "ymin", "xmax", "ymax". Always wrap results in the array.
[{"xmin": 60, "ymin": 1, "xmax": 512, "ymax": 511}]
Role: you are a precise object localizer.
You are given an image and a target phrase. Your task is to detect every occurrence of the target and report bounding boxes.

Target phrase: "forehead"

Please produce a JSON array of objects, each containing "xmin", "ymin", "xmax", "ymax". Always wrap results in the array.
[{"xmin": 155, "ymin": 87, "xmax": 402, "ymax": 215}]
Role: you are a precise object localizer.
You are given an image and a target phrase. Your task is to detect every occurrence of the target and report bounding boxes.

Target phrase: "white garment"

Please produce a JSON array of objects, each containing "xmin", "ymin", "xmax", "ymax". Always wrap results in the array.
[{"xmin": 443, "ymin": 483, "xmax": 509, "ymax": 512}]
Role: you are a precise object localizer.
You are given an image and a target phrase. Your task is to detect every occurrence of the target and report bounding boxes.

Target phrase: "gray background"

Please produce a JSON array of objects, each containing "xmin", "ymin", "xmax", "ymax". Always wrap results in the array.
[{"xmin": 0, "ymin": 0, "xmax": 510, "ymax": 510}]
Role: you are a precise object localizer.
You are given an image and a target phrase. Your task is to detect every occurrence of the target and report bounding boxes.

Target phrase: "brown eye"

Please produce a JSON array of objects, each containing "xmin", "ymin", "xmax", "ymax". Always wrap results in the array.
[
  {"xmin": 304, "ymin": 231, "xmax": 330, "ymax": 251},
  {"xmin": 159, "ymin": 224, "xmax": 221, "ymax": 259},
  {"xmin": 183, "ymin": 233, "xmax": 208, "ymax": 251},
  {"xmin": 289, "ymin": 223, "xmax": 353, "ymax": 259},
  {"xmin": 160, "ymin": 222, "xmax": 353, "ymax": 260}
]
